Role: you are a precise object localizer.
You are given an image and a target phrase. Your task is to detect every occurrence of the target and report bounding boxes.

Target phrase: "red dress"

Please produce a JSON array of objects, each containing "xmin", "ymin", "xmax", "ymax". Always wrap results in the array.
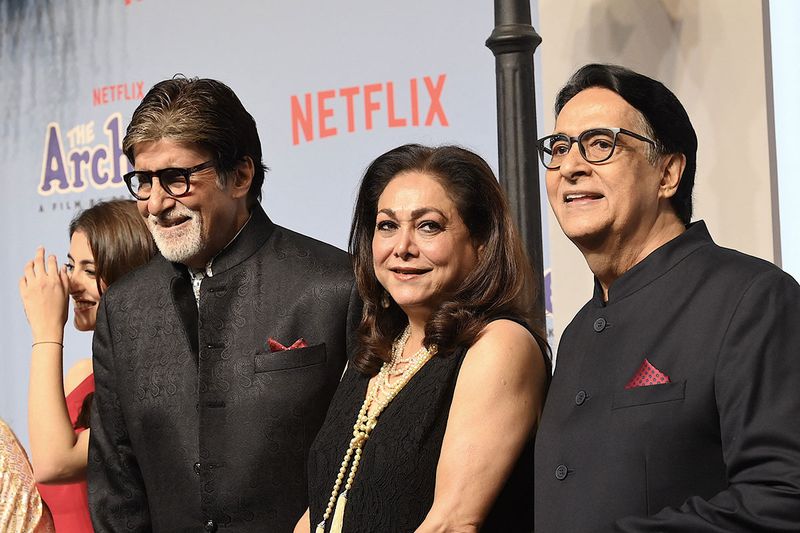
[{"xmin": 37, "ymin": 374, "xmax": 94, "ymax": 533}]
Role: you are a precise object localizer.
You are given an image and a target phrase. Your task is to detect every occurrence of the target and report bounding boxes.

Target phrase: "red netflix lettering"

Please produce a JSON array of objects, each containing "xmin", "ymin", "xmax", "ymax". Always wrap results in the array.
[
  {"xmin": 386, "ymin": 82, "xmax": 406, "ymax": 128},
  {"xmin": 291, "ymin": 93, "xmax": 313, "ymax": 145},
  {"xmin": 363, "ymin": 83, "xmax": 382, "ymax": 131},
  {"xmin": 92, "ymin": 81, "xmax": 145, "ymax": 107},
  {"xmin": 340, "ymin": 86, "xmax": 360, "ymax": 132},
  {"xmin": 317, "ymin": 90, "xmax": 337, "ymax": 138},
  {"xmin": 424, "ymin": 75, "xmax": 448, "ymax": 126},
  {"xmin": 289, "ymin": 74, "xmax": 449, "ymax": 145}
]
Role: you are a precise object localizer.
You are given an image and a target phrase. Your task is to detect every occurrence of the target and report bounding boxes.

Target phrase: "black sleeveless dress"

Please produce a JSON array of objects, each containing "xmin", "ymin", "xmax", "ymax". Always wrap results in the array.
[{"xmin": 307, "ymin": 320, "xmax": 546, "ymax": 532}]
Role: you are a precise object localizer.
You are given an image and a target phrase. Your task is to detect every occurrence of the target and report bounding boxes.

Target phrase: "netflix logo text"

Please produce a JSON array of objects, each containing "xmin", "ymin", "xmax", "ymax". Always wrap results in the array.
[{"xmin": 290, "ymin": 74, "xmax": 449, "ymax": 145}]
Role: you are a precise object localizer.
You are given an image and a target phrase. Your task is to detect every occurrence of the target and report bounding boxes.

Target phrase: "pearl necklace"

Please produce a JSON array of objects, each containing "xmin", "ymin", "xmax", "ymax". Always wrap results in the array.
[{"xmin": 316, "ymin": 326, "xmax": 437, "ymax": 533}]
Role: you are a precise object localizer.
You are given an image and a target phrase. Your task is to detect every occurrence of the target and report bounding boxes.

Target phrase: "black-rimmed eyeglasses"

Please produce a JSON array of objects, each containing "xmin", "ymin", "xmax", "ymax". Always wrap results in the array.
[
  {"xmin": 122, "ymin": 160, "xmax": 215, "ymax": 201},
  {"xmin": 537, "ymin": 127, "xmax": 655, "ymax": 170}
]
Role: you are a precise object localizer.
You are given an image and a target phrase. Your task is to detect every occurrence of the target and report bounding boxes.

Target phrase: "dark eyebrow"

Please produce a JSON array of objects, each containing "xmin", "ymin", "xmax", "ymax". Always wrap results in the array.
[
  {"xmin": 377, "ymin": 207, "xmax": 448, "ymax": 220},
  {"xmin": 411, "ymin": 207, "xmax": 447, "ymax": 220}
]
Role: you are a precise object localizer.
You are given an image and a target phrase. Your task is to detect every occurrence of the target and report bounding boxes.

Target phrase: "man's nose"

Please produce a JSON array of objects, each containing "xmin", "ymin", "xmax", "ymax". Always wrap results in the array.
[
  {"xmin": 145, "ymin": 178, "xmax": 176, "ymax": 216},
  {"xmin": 558, "ymin": 142, "xmax": 590, "ymax": 182}
]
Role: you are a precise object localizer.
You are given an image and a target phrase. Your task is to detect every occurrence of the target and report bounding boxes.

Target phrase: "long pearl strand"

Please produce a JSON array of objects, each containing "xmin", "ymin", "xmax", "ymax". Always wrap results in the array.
[{"xmin": 316, "ymin": 325, "xmax": 436, "ymax": 533}]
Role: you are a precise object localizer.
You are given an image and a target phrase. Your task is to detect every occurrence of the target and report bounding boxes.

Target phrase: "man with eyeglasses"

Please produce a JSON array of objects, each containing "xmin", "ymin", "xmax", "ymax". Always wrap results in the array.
[
  {"xmin": 534, "ymin": 64, "xmax": 800, "ymax": 532},
  {"xmin": 87, "ymin": 77, "xmax": 359, "ymax": 532}
]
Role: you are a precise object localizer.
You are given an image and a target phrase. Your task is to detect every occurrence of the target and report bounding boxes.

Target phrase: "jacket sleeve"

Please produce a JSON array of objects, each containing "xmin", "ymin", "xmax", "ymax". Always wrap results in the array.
[
  {"xmin": 617, "ymin": 270, "xmax": 800, "ymax": 532},
  {"xmin": 88, "ymin": 296, "xmax": 151, "ymax": 531}
]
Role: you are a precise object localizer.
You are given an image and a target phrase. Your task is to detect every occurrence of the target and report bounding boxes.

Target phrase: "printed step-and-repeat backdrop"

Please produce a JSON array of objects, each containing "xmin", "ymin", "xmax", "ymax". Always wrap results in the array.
[{"xmin": 0, "ymin": 0, "xmax": 552, "ymax": 446}]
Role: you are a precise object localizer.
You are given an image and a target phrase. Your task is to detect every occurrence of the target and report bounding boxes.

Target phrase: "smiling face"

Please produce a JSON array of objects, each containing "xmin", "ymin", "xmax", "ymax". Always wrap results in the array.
[
  {"xmin": 372, "ymin": 171, "xmax": 479, "ymax": 321},
  {"xmin": 546, "ymin": 87, "xmax": 670, "ymax": 250},
  {"xmin": 133, "ymin": 138, "xmax": 250, "ymax": 269},
  {"xmin": 67, "ymin": 231, "xmax": 107, "ymax": 332}
]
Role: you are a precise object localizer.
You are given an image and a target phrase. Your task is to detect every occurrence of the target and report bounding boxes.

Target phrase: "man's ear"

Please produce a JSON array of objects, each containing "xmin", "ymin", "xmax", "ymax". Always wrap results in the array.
[
  {"xmin": 230, "ymin": 156, "xmax": 254, "ymax": 200},
  {"xmin": 659, "ymin": 153, "xmax": 686, "ymax": 200}
]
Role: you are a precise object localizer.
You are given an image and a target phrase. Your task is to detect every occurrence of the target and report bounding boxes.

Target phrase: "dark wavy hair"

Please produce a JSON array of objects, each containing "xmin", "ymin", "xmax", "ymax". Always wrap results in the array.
[
  {"xmin": 69, "ymin": 199, "xmax": 156, "ymax": 294},
  {"xmin": 123, "ymin": 76, "xmax": 268, "ymax": 209},
  {"xmin": 349, "ymin": 144, "xmax": 544, "ymax": 375},
  {"xmin": 555, "ymin": 64, "xmax": 698, "ymax": 225},
  {"xmin": 68, "ymin": 199, "xmax": 156, "ymax": 429}
]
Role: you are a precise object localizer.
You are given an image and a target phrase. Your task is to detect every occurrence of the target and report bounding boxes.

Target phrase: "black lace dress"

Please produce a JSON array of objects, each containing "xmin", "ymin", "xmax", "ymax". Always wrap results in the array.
[{"xmin": 307, "ymin": 322, "xmax": 544, "ymax": 532}]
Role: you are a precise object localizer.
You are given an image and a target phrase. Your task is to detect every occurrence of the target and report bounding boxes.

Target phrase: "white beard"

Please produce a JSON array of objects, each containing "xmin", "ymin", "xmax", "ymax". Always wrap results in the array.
[{"xmin": 147, "ymin": 204, "xmax": 204, "ymax": 265}]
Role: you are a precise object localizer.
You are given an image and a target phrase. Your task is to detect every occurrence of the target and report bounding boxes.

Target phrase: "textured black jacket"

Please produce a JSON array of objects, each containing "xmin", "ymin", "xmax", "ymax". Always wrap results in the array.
[{"xmin": 88, "ymin": 206, "xmax": 359, "ymax": 532}]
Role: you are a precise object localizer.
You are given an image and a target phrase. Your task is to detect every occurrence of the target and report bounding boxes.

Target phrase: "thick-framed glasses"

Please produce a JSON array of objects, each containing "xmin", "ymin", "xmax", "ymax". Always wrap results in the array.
[
  {"xmin": 537, "ymin": 127, "xmax": 655, "ymax": 170},
  {"xmin": 123, "ymin": 160, "xmax": 215, "ymax": 201}
]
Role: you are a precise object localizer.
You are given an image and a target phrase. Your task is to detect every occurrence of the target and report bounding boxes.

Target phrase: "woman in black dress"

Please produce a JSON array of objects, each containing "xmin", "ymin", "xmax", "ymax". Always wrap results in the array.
[{"xmin": 297, "ymin": 144, "xmax": 549, "ymax": 532}]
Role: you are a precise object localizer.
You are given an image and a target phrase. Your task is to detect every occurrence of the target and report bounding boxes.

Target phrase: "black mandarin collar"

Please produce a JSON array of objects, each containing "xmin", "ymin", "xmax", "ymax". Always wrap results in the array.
[
  {"xmin": 166, "ymin": 204, "xmax": 276, "ymax": 278},
  {"xmin": 591, "ymin": 220, "xmax": 714, "ymax": 307}
]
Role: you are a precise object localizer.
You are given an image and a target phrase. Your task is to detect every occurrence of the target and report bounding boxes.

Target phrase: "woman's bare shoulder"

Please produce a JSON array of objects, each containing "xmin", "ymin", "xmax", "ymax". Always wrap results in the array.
[{"xmin": 65, "ymin": 358, "xmax": 93, "ymax": 394}]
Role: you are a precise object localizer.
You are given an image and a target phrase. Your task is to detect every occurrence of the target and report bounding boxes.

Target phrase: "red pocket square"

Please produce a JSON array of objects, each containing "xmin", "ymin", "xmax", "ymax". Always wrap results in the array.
[
  {"xmin": 267, "ymin": 337, "xmax": 308, "ymax": 352},
  {"xmin": 625, "ymin": 358, "xmax": 670, "ymax": 389}
]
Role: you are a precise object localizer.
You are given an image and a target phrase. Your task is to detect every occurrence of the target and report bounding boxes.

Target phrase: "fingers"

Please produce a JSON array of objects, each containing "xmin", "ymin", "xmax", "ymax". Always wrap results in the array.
[
  {"xmin": 23, "ymin": 259, "xmax": 35, "ymax": 282},
  {"xmin": 59, "ymin": 264, "xmax": 70, "ymax": 293},
  {"xmin": 32, "ymin": 246, "xmax": 46, "ymax": 275},
  {"xmin": 22, "ymin": 247, "xmax": 63, "ymax": 284},
  {"xmin": 47, "ymin": 253, "xmax": 59, "ymax": 277}
]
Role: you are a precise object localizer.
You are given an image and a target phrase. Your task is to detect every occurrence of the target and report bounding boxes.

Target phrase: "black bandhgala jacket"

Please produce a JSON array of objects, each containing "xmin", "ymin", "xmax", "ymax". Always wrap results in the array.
[
  {"xmin": 535, "ymin": 221, "xmax": 800, "ymax": 532},
  {"xmin": 88, "ymin": 205, "xmax": 359, "ymax": 532}
]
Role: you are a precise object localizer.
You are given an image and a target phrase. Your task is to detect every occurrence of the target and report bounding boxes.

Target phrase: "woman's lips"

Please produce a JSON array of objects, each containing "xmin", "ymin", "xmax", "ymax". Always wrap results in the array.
[
  {"xmin": 390, "ymin": 267, "xmax": 431, "ymax": 280},
  {"xmin": 73, "ymin": 300, "xmax": 97, "ymax": 311}
]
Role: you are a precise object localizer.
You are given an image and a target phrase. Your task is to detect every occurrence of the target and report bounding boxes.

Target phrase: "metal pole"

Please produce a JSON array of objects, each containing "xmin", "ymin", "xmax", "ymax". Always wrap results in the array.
[{"xmin": 486, "ymin": 0, "xmax": 545, "ymax": 332}]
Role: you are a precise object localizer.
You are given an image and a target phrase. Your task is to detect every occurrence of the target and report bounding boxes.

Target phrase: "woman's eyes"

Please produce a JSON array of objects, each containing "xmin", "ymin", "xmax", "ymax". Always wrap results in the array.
[
  {"xmin": 418, "ymin": 221, "xmax": 443, "ymax": 233},
  {"xmin": 376, "ymin": 220, "xmax": 397, "ymax": 232},
  {"xmin": 376, "ymin": 219, "xmax": 445, "ymax": 235},
  {"xmin": 64, "ymin": 263, "xmax": 95, "ymax": 277}
]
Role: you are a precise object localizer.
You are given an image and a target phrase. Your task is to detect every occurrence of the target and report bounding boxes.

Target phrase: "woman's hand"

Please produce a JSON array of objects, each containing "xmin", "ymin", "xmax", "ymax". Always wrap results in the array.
[
  {"xmin": 23, "ymin": 247, "xmax": 90, "ymax": 483},
  {"xmin": 19, "ymin": 247, "xmax": 70, "ymax": 343}
]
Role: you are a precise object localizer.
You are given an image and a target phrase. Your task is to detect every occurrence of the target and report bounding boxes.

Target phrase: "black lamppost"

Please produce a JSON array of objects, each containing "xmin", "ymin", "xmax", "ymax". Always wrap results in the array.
[{"xmin": 486, "ymin": 0, "xmax": 545, "ymax": 330}]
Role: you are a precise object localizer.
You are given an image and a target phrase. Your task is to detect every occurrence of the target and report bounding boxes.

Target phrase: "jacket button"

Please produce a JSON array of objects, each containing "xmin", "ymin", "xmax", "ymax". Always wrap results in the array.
[
  {"xmin": 575, "ymin": 390, "xmax": 587, "ymax": 405},
  {"xmin": 204, "ymin": 519, "xmax": 217, "ymax": 532},
  {"xmin": 555, "ymin": 464, "xmax": 568, "ymax": 480},
  {"xmin": 193, "ymin": 462, "xmax": 201, "ymax": 474},
  {"xmin": 593, "ymin": 317, "xmax": 607, "ymax": 332}
]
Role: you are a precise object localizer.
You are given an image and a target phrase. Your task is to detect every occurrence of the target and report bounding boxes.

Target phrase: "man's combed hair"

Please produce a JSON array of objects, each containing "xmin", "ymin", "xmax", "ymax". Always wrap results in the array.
[
  {"xmin": 349, "ymin": 143, "xmax": 546, "ymax": 375},
  {"xmin": 555, "ymin": 64, "xmax": 698, "ymax": 225},
  {"xmin": 123, "ymin": 76, "xmax": 268, "ymax": 208}
]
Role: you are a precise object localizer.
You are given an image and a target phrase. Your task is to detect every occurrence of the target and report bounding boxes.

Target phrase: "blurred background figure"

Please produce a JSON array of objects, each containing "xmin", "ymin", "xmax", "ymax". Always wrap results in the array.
[
  {"xmin": 301, "ymin": 144, "xmax": 549, "ymax": 533},
  {"xmin": 0, "ymin": 417, "xmax": 54, "ymax": 532},
  {"xmin": 19, "ymin": 200, "xmax": 156, "ymax": 532}
]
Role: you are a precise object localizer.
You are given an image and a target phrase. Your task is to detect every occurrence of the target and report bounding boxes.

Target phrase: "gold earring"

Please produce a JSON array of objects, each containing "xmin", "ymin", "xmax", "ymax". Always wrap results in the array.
[{"xmin": 381, "ymin": 291, "xmax": 391, "ymax": 309}]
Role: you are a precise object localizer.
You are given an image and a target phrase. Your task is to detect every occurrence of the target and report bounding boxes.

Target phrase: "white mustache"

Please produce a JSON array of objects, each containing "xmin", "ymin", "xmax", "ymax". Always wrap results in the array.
[{"xmin": 148, "ymin": 204, "xmax": 197, "ymax": 226}]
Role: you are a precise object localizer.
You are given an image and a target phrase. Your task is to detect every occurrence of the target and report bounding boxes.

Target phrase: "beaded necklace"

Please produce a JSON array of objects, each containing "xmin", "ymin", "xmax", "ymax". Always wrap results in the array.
[{"xmin": 316, "ymin": 325, "xmax": 437, "ymax": 533}]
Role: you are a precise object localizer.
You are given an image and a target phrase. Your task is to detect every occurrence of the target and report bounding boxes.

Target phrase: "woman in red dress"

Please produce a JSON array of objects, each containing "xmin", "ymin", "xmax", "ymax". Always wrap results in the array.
[{"xmin": 20, "ymin": 200, "xmax": 156, "ymax": 532}]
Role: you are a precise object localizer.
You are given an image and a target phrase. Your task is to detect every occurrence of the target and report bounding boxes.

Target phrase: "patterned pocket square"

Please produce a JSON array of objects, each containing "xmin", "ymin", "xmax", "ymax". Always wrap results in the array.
[
  {"xmin": 266, "ymin": 337, "xmax": 308, "ymax": 352},
  {"xmin": 625, "ymin": 358, "xmax": 670, "ymax": 389}
]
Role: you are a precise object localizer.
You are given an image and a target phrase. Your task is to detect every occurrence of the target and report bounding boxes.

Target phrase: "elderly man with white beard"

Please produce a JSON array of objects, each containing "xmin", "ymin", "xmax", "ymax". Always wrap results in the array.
[{"xmin": 87, "ymin": 77, "xmax": 359, "ymax": 533}]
